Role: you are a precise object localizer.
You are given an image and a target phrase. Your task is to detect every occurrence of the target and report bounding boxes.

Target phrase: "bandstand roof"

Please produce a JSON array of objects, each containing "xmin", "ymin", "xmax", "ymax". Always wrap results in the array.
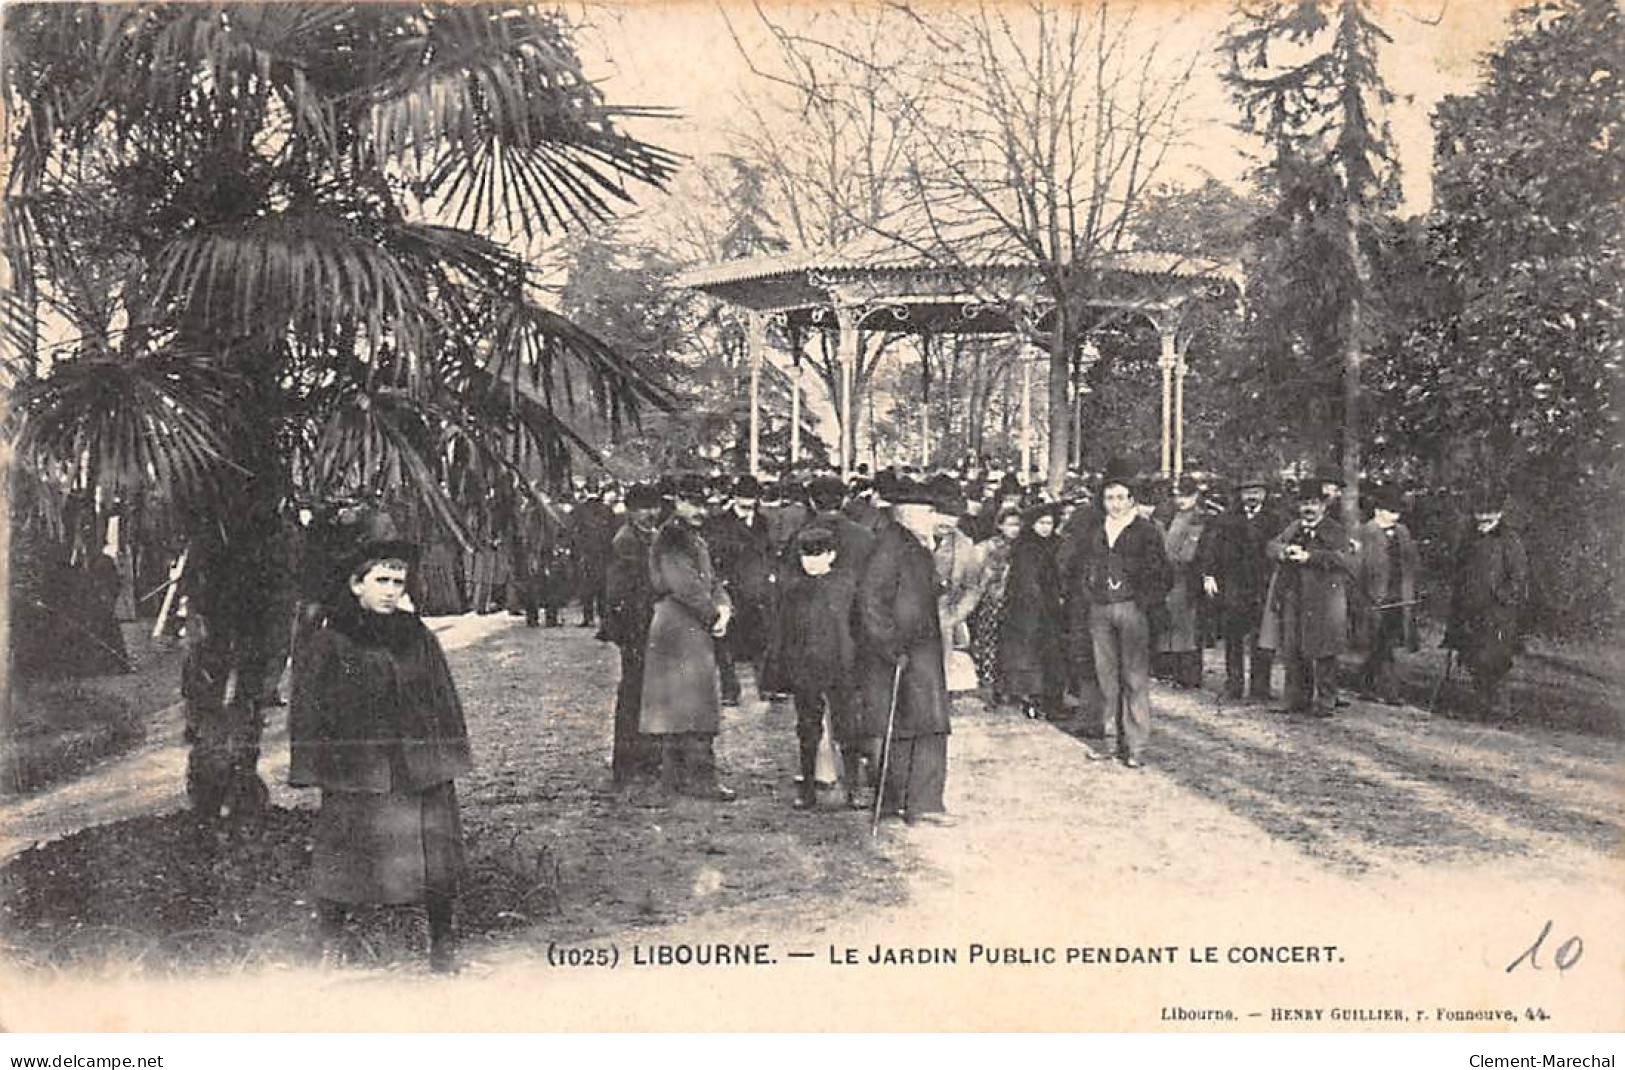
[{"xmin": 678, "ymin": 229, "xmax": 1240, "ymax": 335}]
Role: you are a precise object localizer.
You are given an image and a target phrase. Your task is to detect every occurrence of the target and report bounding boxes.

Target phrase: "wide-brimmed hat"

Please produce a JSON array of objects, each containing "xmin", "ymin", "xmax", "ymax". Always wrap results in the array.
[
  {"xmin": 1235, "ymin": 473, "xmax": 1271, "ymax": 491},
  {"xmin": 1466, "ymin": 486, "xmax": 1506, "ymax": 514},
  {"xmin": 1099, "ymin": 457, "xmax": 1138, "ymax": 494},
  {"xmin": 927, "ymin": 473, "xmax": 965, "ymax": 516},
  {"xmin": 1295, "ymin": 481, "xmax": 1325, "ymax": 503},
  {"xmin": 732, "ymin": 474, "xmax": 762, "ymax": 498},
  {"xmin": 345, "ymin": 537, "xmax": 419, "ymax": 578},
  {"xmin": 794, "ymin": 525, "xmax": 837, "ymax": 556},
  {"xmin": 1368, "ymin": 484, "xmax": 1405, "ymax": 513},
  {"xmin": 625, "ymin": 483, "xmax": 663, "ymax": 510},
  {"xmin": 887, "ymin": 477, "xmax": 938, "ymax": 507},
  {"xmin": 672, "ymin": 472, "xmax": 710, "ymax": 503},
  {"xmin": 1021, "ymin": 501, "xmax": 1064, "ymax": 526}
]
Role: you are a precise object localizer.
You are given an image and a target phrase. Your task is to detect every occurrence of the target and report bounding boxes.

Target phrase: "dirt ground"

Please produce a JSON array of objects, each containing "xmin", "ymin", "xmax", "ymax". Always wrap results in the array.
[{"xmin": 1, "ymin": 614, "xmax": 1620, "ymax": 1031}]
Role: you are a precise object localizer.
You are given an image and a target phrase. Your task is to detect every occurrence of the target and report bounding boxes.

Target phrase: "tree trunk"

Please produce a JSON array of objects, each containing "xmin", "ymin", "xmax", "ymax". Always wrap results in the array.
[
  {"xmin": 1340, "ymin": 196, "xmax": 1366, "ymax": 522},
  {"xmin": 966, "ymin": 347, "xmax": 988, "ymax": 459},
  {"xmin": 1046, "ymin": 327, "xmax": 1072, "ymax": 495},
  {"xmin": 0, "ymin": 456, "xmax": 16, "ymax": 795},
  {"xmin": 183, "ymin": 363, "xmax": 285, "ymax": 821}
]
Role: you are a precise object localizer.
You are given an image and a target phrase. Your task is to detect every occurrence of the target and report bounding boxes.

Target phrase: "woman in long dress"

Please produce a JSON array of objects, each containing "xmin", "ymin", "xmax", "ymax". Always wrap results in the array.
[
  {"xmin": 968, "ymin": 508, "xmax": 1023, "ymax": 704},
  {"xmin": 290, "ymin": 538, "xmax": 473, "ymax": 972}
]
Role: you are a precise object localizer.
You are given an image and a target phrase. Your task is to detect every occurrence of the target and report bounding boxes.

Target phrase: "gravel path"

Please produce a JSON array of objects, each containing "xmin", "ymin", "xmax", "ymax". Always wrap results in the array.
[{"xmin": 3, "ymin": 616, "xmax": 1619, "ymax": 1031}]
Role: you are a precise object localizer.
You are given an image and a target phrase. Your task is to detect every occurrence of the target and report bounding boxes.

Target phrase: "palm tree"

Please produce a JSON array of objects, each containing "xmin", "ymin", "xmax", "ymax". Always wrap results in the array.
[{"xmin": 1, "ymin": 3, "xmax": 679, "ymax": 816}]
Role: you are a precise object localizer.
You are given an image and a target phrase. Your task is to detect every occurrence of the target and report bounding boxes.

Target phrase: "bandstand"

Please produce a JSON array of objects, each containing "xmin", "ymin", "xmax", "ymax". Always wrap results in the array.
[{"xmin": 678, "ymin": 231, "xmax": 1238, "ymax": 483}]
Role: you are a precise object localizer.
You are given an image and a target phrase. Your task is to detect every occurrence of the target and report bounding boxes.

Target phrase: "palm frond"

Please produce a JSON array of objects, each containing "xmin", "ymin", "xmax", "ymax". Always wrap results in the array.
[
  {"xmin": 308, "ymin": 384, "xmax": 473, "ymax": 551},
  {"xmin": 150, "ymin": 211, "xmax": 429, "ymax": 377},
  {"xmin": 479, "ymin": 296, "xmax": 677, "ymax": 437},
  {"xmin": 359, "ymin": 6, "xmax": 680, "ymax": 239},
  {"xmin": 6, "ymin": 348, "xmax": 240, "ymax": 505}
]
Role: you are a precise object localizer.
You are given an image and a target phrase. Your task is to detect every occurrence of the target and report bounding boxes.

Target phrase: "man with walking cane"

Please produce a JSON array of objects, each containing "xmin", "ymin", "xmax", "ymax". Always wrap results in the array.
[{"xmin": 857, "ymin": 477, "xmax": 953, "ymax": 827}]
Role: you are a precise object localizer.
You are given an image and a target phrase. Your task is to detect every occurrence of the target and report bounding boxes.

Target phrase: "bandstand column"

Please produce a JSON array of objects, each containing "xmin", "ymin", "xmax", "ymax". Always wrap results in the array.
[
  {"xmin": 787, "ymin": 324, "xmax": 803, "ymax": 467},
  {"xmin": 920, "ymin": 334, "xmax": 932, "ymax": 469},
  {"xmin": 747, "ymin": 310, "xmax": 765, "ymax": 477},
  {"xmin": 1158, "ymin": 323, "xmax": 1176, "ymax": 478},
  {"xmin": 836, "ymin": 306, "xmax": 859, "ymax": 482},
  {"xmin": 1174, "ymin": 355, "xmax": 1188, "ymax": 479}
]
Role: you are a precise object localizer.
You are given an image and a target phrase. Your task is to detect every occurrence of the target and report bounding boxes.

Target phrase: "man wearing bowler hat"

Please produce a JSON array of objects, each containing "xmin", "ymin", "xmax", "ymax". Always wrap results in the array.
[
  {"xmin": 1198, "ymin": 473, "xmax": 1280, "ymax": 700},
  {"xmin": 603, "ymin": 483, "xmax": 665, "ymax": 783},
  {"xmin": 1443, "ymin": 489, "xmax": 1528, "ymax": 722},
  {"xmin": 1352, "ymin": 484, "xmax": 1422, "ymax": 705},
  {"xmin": 1259, "ymin": 482, "xmax": 1359, "ymax": 717},
  {"xmin": 704, "ymin": 474, "xmax": 773, "ymax": 706}
]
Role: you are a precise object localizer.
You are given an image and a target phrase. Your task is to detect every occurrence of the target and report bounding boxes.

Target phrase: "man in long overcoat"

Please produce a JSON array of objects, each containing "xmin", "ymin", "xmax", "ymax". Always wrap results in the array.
[
  {"xmin": 640, "ymin": 476, "xmax": 736, "ymax": 801},
  {"xmin": 1352, "ymin": 484, "xmax": 1422, "ymax": 704},
  {"xmin": 1443, "ymin": 490, "xmax": 1528, "ymax": 721},
  {"xmin": 857, "ymin": 480, "xmax": 952, "ymax": 823},
  {"xmin": 568, "ymin": 483, "xmax": 618, "ymax": 630},
  {"xmin": 1198, "ymin": 475, "xmax": 1279, "ymax": 700},
  {"xmin": 1157, "ymin": 476, "xmax": 1209, "ymax": 689},
  {"xmin": 603, "ymin": 484, "xmax": 664, "ymax": 783},
  {"xmin": 929, "ymin": 476, "xmax": 983, "ymax": 692},
  {"xmin": 704, "ymin": 474, "xmax": 774, "ymax": 705},
  {"xmin": 1259, "ymin": 484, "xmax": 1359, "ymax": 716}
]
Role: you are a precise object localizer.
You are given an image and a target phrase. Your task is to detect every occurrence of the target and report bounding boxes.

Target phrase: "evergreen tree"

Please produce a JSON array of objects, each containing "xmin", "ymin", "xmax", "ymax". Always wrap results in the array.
[{"xmin": 1221, "ymin": 0, "xmax": 1399, "ymax": 511}]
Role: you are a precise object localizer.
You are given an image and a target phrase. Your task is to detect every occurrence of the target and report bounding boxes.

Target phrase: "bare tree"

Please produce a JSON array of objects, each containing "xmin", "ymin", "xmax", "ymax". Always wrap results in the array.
[
  {"xmin": 717, "ymin": 5, "xmax": 931, "ymax": 466},
  {"xmin": 752, "ymin": 0, "xmax": 1202, "ymax": 489}
]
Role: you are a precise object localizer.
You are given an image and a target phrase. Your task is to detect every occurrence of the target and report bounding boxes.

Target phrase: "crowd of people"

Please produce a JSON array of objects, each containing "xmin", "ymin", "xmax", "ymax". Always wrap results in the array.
[{"xmin": 285, "ymin": 456, "xmax": 1528, "ymax": 972}]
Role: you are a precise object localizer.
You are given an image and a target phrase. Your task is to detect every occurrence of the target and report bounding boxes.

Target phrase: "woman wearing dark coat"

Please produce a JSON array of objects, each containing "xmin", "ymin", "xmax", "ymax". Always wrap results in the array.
[
  {"xmin": 639, "ymin": 480, "xmax": 736, "ymax": 801},
  {"xmin": 289, "ymin": 539, "xmax": 473, "ymax": 972},
  {"xmin": 857, "ymin": 488, "xmax": 952, "ymax": 824},
  {"xmin": 999, "ymin": 505, "xmax": 1065, "ymax": 719}
]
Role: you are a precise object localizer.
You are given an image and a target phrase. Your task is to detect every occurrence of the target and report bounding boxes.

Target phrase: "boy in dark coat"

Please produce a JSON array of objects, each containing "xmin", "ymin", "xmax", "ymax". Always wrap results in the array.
[{"xmin": 779, "ymin": 525, "xmax": 862, "ymax": 809}]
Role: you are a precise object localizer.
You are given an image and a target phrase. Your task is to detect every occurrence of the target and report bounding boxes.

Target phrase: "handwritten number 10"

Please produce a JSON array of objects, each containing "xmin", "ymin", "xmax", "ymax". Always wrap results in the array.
[{"xmin": 1507, "ymin": 919, "xmax": 1583, "ymax": 974}]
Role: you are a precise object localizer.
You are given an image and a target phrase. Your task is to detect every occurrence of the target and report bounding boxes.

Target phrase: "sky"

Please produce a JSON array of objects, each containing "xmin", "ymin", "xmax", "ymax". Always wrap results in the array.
[{"xmin": 571, "ymin": 0, "xmax": 1524, "ymax": 239}]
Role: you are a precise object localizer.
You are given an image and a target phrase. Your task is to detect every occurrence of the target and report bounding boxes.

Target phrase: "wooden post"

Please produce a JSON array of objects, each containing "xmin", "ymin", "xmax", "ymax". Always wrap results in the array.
[{"xmin": 747, "ymin": 310, "xmax": 764, "ymax": 478}]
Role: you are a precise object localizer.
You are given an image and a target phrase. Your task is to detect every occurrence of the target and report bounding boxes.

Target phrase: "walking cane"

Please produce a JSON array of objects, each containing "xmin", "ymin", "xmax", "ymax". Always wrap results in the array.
[{"xmin": 871, "ymin": 658, "xmax": 906, "ymax": 838}]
